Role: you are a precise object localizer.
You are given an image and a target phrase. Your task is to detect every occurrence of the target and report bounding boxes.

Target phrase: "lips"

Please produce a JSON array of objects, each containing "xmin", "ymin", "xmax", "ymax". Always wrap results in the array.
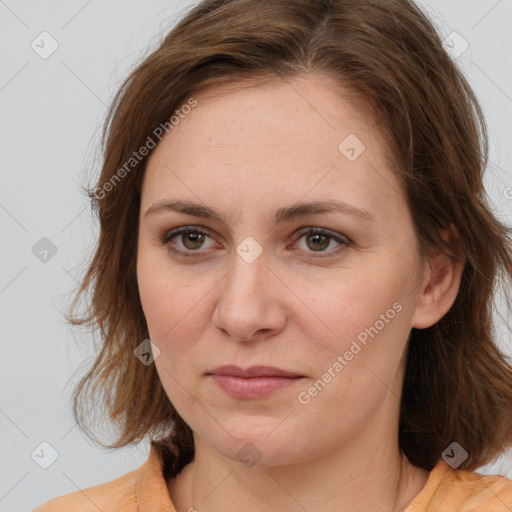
[
  {"xmin": 207, "ymin": 365, "xmax": 304, "ymax": 398},
  {"xmin": 207, "ymin": 365, "xmax": 303, "ymax": 378}
]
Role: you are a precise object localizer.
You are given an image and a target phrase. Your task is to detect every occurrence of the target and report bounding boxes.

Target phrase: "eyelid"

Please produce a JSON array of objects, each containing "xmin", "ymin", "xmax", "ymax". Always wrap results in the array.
[
  {"xmin": 160, "ymin": 225, "xmax": 218, "ymax": 258},
  {"xmin": 160, "ymin": 225, "xmax": 213, "ymax": 244},
  {"xmin": 292, "ymin": 226, "xmax": 352, "ymax": 246}
]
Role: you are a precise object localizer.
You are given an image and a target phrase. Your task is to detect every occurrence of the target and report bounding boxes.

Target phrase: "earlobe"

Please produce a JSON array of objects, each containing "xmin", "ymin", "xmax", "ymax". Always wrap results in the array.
[{"xmin": 411, "ymin": 238, "xmax": 465, "ymax": 330}]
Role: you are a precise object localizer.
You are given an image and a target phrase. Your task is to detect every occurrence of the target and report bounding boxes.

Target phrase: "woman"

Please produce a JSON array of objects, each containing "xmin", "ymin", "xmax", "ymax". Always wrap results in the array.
[{"xmin": 34, "ymin": 0, "xmax": 512, "ymax": 511}]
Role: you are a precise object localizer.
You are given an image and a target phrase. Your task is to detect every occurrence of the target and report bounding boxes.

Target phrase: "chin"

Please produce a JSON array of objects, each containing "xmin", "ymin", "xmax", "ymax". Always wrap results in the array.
[{"xmin": 197, "ymin": 418, "xmax": 308, "ymax": 468}]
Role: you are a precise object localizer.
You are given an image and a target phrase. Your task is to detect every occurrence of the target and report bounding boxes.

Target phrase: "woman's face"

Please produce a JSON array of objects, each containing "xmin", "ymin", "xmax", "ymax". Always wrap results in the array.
[{"xmin": 137, "ymin": 75, "xmax": 430, "ymax": 467}]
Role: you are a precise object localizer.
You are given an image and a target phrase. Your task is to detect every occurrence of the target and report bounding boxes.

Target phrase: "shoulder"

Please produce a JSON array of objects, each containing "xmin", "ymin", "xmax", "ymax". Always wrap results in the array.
[
  {"xmin": 450, "ymin": 465, "xmax": 512, "ymax": 510},
  {"xmin": 31, "ymin": 465, "xmax": 141, "ymax": 512},
  {"xmin": 31, "ymin": 443, "xmax": 175, "ymax": 512},
  {"xmin": 409, "ymin": 459, "xmax": 512, "ymax": 511}
]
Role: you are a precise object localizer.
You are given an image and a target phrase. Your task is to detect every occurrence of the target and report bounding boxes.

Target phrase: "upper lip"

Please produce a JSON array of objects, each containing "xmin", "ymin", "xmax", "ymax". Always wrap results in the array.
[{"xmin": 208, "ymin": 365, "xmax": 303, "ymax": 378}]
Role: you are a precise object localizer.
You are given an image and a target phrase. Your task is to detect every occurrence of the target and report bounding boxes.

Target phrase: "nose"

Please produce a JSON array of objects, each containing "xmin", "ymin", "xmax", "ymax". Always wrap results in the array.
[{"xmin": 211, "ymin": 247, "xmax": 287, "ymax": 342}]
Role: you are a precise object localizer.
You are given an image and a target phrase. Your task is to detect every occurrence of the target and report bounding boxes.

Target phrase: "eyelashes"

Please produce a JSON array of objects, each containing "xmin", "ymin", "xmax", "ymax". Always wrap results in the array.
[
  {"xmin": 288, "ymin": 226, "xmax": 351, "ymax": 255},
  {"xmin": 159, "ymin": 225, "xmax": 352, "ymax": 259}
]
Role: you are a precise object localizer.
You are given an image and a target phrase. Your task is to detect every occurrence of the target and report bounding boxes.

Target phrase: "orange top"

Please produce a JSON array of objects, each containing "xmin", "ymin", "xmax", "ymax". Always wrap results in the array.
[{"xmin": 33, "ymin": 444, "xmax": 512, "ymax": 511}]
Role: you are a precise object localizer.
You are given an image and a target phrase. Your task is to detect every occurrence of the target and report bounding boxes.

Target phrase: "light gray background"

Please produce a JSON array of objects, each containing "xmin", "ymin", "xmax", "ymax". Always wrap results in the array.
[{"xmin": 0, "ymin": 1, "xmax": 511, "ymax": 511}]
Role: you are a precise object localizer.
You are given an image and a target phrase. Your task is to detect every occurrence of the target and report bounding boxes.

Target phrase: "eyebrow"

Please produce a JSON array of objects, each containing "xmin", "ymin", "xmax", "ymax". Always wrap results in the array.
[{"xmin": 144, "ymin": 199, "xmax": 374, "ymax": 224}]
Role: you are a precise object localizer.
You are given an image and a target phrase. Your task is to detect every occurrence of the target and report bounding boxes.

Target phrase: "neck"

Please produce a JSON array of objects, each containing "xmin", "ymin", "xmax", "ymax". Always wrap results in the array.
[{"xmin": 167, "ymin": 424, "xmax": 430, "ymax": 512}]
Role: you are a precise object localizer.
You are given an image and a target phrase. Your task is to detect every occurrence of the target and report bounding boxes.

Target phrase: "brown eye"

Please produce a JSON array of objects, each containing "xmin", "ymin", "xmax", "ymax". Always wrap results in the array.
[
  {"xmin": 181, "ymin": 231, "xmax": 206, "ymax": 250},
  {"xmin": 305, "ymin": 232, "xmax": 330, "ymax": 252},
  {"xmin": 160, "ymin": 226, "xmax": 217, "ymax": 258},
  {"xmin": 292, "ymin": 227, "xmax": 351, "ymax": 256}
]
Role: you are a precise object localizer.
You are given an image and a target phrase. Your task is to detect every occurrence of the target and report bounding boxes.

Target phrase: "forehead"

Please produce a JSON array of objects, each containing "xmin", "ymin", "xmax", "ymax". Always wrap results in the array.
[
  {"xmin": 141, "ymin": 75, "xmax": 405, "ymax": 221},
  {"xmin": 165, "ymin": 75, "xmax": 379, "ymax": 156}
]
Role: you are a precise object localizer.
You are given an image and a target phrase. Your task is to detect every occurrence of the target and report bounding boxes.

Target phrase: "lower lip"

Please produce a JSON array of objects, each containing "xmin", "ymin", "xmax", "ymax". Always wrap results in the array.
[{"xmin": 209, "ymin": 375, "xmax": 303, "ymax": 398}]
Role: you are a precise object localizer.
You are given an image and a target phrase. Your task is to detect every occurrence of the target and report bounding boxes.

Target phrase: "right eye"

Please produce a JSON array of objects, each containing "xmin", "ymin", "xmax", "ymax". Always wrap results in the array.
[{"xmin": 160, "ymin": 226, "xmax": 220, "ymax": 257}]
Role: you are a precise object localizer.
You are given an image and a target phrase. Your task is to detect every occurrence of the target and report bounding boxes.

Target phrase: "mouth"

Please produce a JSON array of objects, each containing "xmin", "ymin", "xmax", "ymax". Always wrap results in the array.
[
  {"xmin": 206, "ymin": 365, "xmax": 305, "ymax": 398},
  {"xmin": 207, "ymin": 365, "xmax": 304, "ymax": 378}
]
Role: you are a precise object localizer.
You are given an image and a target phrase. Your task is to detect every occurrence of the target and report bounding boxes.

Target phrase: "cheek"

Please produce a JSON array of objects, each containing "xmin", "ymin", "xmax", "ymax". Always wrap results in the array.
[
  {"xmin": 298, "ymin": 264, "xmax": 415, "ymax": 409},
  {"xmin": 137, "ymin": 269, "xmax": 204, "ymax": 402},
  {"xmin": 304, "ymin": 267, "xmax": 411, "ymax": 347},
  {"xmin": 295, "ymin": 291, "xmax": 410, "ymax": 430},
  {"xmin": 136, "ymin": 254, "xmax": 219, "ymax": 412},
  {"xmin": 137, "ymin": 246, "xmax": 207, "ymax": 341},
  {"xmin": 139, "ymin": 282, "xmax": 211, "ymax": 364}
]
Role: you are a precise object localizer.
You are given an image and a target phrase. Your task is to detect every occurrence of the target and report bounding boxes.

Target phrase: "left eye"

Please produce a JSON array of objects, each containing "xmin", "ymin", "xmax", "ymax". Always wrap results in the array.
[
  {"xmin": 290, "ymin": 227, "xmax": 351, "ymax": 255},
  {"xmin": 160, "ymin": 226, "xmax": 351, "ymax": 257}
]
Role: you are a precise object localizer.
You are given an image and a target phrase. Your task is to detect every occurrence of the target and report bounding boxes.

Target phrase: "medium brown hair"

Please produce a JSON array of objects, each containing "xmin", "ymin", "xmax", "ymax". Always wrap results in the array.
[{"xmin": 68, "ymin": 0, "xmax": 512, "ymax": 477}]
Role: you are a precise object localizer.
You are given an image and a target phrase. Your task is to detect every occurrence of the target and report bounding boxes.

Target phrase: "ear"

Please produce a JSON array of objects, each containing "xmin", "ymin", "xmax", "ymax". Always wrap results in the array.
[{"xmin": 411, "ymin": 231, "xmax": 465, "ymax": 330}]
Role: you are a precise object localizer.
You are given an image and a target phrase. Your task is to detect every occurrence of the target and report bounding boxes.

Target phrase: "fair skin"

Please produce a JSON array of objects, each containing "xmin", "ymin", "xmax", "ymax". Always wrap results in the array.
[{"xmin": 136, "ymin": 74, "xmax": 464, "ymax": 512}]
